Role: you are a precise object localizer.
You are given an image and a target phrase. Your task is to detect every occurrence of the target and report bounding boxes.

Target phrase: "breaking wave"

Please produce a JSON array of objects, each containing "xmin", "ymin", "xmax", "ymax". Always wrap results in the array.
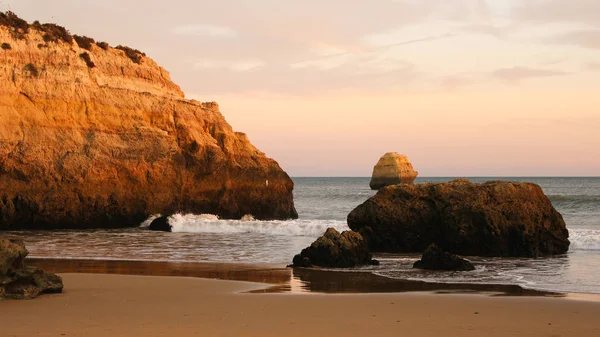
[
  {"xmin": 548, "ymin": 194, "xmax": 600, "ymax": 211},
  {"xmin": 139, "ymin": 214, "xmax": 162, "ymax": 228},
  {"xmin": 144, "ymin": 214, "xmax": 600, "ymax": 251},
  {"xmin": 570, "ymin": 229, "xmax": 600, "ymax": 251},
  {"xmin": 164, "ymin": 213, "xmax": 349, "ymax": 237}
]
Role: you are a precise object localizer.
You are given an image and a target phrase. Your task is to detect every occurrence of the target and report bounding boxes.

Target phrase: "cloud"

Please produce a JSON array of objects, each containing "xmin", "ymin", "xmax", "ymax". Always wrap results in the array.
[
  {"xmin": 194, "ymin": 59, "xmax": 265, "ymax": 72},
  {"xmin": 512, "ymin": 0, "xmax": 600, "ymax": 25},
  {"xmin": 290, "ymin": 55, "xmax": 355, "ymax": 71},
  {"xmin": 229, "ymin": 60, "xmax": 266, "ymax": 72},
  {"xmin": 172, "ymin": 24, "xmax": 238, "ymax": 38},
  {"xmin": 492, "ymin": 67, "xmax": 568, "ymax": 82},
  {"xmin": 538, "ymin": 57, "xmax": 568, "ymax": 66},
  {"xmin": 293, "ymin": 33, "xmax": 456, "ymax": 68},
  {"xmin": 586, "ymin": 62, "xmax": 600, "ymax": 71},
  {"xmin": 362, "ymin": 33, "xmax": 456, "ymax": 48},
  {"xmin": 440, "ymin": 73, "xmax": 481, "ymax": 90},
  {"xmin": 459, "ymin": 23, "xmax": 514, "ymax": 39},
  {"xmin": 290, "ymin": 33, "xmax": 454, "ymax": 73},
  {"xmin": 548, "ymin": 29, "xmax": 600, "ymax": 50}
]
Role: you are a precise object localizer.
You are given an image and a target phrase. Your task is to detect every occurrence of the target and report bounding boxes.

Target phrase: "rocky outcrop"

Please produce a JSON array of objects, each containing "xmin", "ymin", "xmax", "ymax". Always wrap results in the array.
[
  {"xmin": 413, "ymin": 244, "xmax": 475, "ymax": 271},
  {"xmin": 0, "ymin": 12, "xmax": 297, "ymax": 229},
  {"xmin": 348, "ymin": 179, "xmax": 570, "ymax": 257},
  {"xmin": 1, "ymin": 236, "xmax": 63, "ymax": 299},
  {"xmin": 292, "ymin": 228, "xmax": 376, "ymax": 268},
  {"xmin": 148, "ymin": 216, "xmax": 171, "ymax": 232},
  {"xmin": 369, "ymin": 152, "xmax": 418, "ymax": 190}
]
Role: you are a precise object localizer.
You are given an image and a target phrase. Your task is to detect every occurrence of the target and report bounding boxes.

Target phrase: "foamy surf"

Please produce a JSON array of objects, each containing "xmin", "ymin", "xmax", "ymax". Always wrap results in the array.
[
  {"xmin": 152, "ymin": 213, "xmax": 350, "ymax": 236},
  {"xmin": 140, "ymin": 214, "xmax": 600, "ymax": 251},
  {"xmin": 570, "ymin": 229, "xmax": 600, "ymax": 251},
  {"xmin": 139, "ymin": 214, "xmax": 162, "ymax": 228}
]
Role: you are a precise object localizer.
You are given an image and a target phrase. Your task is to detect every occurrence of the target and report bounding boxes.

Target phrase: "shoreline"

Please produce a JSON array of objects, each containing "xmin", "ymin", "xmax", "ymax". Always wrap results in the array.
[
  {"xmin": 2, "ymin": 272, "xmax": 600, "ymax": 337},
  {"xmin": 26, "ymin": 258, "xmax": 600, "ymax": 300}
]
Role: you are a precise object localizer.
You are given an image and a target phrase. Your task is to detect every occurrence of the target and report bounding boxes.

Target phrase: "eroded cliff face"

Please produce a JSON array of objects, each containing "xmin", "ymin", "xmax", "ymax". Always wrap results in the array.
[{"xmin": 0, "ymin": 15, "xmax": 297, "ymax": 229}]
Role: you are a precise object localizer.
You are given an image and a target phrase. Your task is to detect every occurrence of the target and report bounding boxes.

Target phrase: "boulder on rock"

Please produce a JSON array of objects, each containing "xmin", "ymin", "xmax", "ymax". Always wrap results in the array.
[
  {"xmin": 148, "ymin": 216, "xmax": 171, "ymax": 232},
  {"xmin": 349, "ymin": 179, "xmax": 570, "ymax": 257},
  {"xmin": 413, "ymin": 244, "xmax": 475, "ymax": 271},
  {"xmin": 292, "ymin": 228, "xmax": 375, "ymax": 268},
  {"xmin": 1, "ymin": 236, "xmax": 63, "ymax": 300},
  {"xmin": 370, "ymin": 152, "xmax": 418, "ymax": 190}
]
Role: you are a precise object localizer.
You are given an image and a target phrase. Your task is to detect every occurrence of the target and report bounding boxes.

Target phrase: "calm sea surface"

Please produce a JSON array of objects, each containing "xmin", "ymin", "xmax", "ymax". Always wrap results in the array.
[{"xmin": 7, "ymin": 177, "xmax": 600, "ymax": 294}]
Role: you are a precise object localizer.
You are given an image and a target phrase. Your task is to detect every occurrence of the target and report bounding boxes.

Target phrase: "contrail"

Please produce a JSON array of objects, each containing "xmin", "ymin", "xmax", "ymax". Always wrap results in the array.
[{"xmin": 302, "ymin": 33, "xmax": 457, "ymax": 62}]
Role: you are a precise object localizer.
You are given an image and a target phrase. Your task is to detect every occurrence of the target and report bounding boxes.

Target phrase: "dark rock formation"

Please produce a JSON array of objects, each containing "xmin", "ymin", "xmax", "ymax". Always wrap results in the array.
[
  {"xmin": 413, "ymin": 244, "xmax": 475, "ymax": 271},
  {"xmin": 292, "ymin": 228, "xmax": 375, "ymax": 268},
  {"xmin": 370, "ymin": 152, "xmax": 418, "ymax": 190},
  {"xmin": 348, "ymin": 179, "xmax": 570, "ymax": 257},
  {"xmin": 0, "ymin": 12, "xmax": 297, "ymax": 230},
  {"xmin": 0, "ymin": 236, "xmax": 27, "ymax": 276},
  {"xmin": 1, "ymin": 236, "xmax": 63, "ymax": 299},
  {"xmin": 148, "ymin": 216, "xmax": 171, "ymax": 232}
]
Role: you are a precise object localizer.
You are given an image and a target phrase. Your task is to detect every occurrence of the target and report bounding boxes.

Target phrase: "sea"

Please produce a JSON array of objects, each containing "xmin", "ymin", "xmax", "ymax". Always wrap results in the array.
[{"xmin": 8, "ymin": 177, "xmax": 600, "ymax": 294}]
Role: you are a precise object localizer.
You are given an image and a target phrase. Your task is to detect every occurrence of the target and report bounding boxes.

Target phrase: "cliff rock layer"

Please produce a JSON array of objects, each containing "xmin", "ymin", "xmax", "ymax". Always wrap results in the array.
[
  {"xmin": 369, "ymin": 152, "xmax": 418, "ymax": 190},
  {"xmin": 348, "ymin": 179, "xmax": 570, "ymax": 257},
  {"xmin": 0, "ymin": 12, "xmax": 297, "ymax": 229}
]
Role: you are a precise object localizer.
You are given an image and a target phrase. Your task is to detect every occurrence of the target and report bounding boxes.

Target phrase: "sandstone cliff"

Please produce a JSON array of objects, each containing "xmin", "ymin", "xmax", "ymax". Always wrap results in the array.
[
  {"xmin": 0, "ymin": 12, "xmax": 297, "ymax": 229},
  {"xmin": 369, "ymin": 152, "xmax": 418, "ymax": 190}
]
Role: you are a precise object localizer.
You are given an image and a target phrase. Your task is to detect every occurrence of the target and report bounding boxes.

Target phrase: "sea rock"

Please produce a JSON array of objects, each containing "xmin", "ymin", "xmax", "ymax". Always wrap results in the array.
[
  {"xmin": 1, "ymin": 236, "xmax": 63, "ymax": 299},
  {"xmin": 148, "ymin": 216, "xmax": 171, "ymax": 232},
  {"xmin": 0, "ymin": 236, "xmax": 27, "ymax": 276},
  {"xmin": 413, "ymin": 244, "xmax": 475, "ymax": 271},
  {"xmin": 348, "ymin": 179, "xmax": 570, "ymax": 257},
  {"xmin": 0, "ymin": 13, "xmax": 297, "ymax": 230},
  {"xmin": 292, "ymin": 228, "xmax": 375, "ymax": 268},
  {"xmin": 370, "ymin": 152, "xmax": 418, "ymax": 190}
]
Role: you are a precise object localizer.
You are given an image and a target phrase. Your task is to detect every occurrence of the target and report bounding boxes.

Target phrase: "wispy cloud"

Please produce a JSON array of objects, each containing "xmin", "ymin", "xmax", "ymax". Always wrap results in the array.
[
  {"xmin": 229, "ymin": 60, "xmax": 266, "ymax": 72},
  {"xmin": 538, "ymin": 57, "xmax": 569, "ymax": 66},
  {"xmin": 362, "ymin": 32, "xmax": 456, "ymax": 48},
  {"xmin": 290, "ymin": 55, "xmax": 355, "ymax": 71},
  {"xmin": 586, "ymin": 62, "xmax": 600, "ymax": 71},
  {"xmin": 548, "ymin": 29, "xmax": 600, "ymax": 50},
  {"xmin": 492, "ymin": 66, "xmax": 568, "ymax": 82},
  {"xmin": 512, "ymin": 0, "xmax": 600, "ymax": 25},
  {"xmin": 172, "ymin": 24, "xmax": 238, "ymax": 38},
  {"xmin": 459, "ymin": 23, "xmax": 514, "ymax": 39},
  {"xmin": 440, "ymin": 73, "xmax": 481, "ymax": 90},
  {"xmin": 194, "ymin": 59, "xmax": 265, "ymax": 72},
  {"xmin": 293, "ymin": 33, "xmax": 456, "ymax": 68}
]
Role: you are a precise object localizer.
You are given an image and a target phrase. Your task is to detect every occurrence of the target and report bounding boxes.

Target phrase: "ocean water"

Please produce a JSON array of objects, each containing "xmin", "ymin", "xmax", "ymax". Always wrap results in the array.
[{"xmin": 7, "ymin": 177, "xmax": 600, "ymax": 294}]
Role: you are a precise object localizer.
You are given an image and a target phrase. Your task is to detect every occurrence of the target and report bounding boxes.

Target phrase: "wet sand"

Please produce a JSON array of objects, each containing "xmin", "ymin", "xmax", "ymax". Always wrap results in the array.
[
  {"xmin": 28, "ymin": 258, "xmax": 563, "ymax": 296},
  {"xmin": 2, "ymin": 273, "xmax": 600, "ymax": 337}
]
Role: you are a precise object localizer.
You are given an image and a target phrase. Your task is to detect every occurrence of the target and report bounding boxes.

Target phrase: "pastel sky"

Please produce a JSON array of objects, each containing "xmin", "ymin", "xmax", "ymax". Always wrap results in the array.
[{"xmin": 4, "ymin": 0, "xmax": 599, "ymax": 176}]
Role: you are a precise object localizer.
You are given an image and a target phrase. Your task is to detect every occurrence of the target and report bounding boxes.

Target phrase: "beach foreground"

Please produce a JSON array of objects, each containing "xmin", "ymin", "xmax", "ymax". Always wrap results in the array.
[{"xmin": 2, "ymin": 274, "xmax": 599, "ymax": 337}]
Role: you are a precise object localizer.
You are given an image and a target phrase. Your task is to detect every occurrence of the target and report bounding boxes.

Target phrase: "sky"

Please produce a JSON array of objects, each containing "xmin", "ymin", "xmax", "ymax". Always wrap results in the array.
[{"xmin": 3, "ymin": 0, "xmax": 599, "ymax": 176}]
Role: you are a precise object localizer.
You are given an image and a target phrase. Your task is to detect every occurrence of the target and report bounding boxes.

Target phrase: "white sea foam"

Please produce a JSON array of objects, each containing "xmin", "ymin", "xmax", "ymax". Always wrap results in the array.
[
  {"xmin": 569, "ymin": 229, "xmax": 600, "ymax": 251},
  {"xmin": 139, "ymin": 214, "xmax": 162, "ymax": 228},
  {"xmin": 166, "ymin": 213, "xmax": 349, "ymax": 236},
  {"xmin": 152, "ymin": 213, "xmax": 600, "ymax": 251}
]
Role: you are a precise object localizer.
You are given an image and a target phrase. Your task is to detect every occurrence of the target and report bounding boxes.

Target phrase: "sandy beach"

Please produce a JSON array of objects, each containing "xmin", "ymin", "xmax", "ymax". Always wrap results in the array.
[{"xmin": 2, "ymin": 273, "xmax": 600, "ymax": 337}]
